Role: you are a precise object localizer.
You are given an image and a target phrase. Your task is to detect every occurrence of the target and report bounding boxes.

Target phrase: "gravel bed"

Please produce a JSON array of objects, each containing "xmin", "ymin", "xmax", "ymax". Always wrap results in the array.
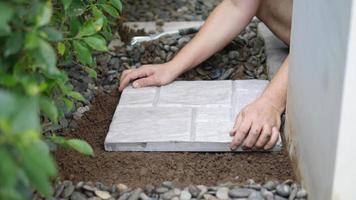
[
  {"xmin": 123, "ymin": 0, "xmax": 221, "ymax": 22},
  {"xmin": 34, "ymin": 180, "xmax": 307, "ymax": 200}
]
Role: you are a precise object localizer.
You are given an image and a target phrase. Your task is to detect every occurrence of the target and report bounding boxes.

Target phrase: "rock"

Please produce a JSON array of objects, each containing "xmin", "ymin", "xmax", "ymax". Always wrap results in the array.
[
  {"xmin": 289, "ymin": 184, "xmax": 298, "ymax": 200},
  {"xmin": 263, "ymin": 181, "xmax": 278, "ymax": 191},
  {"xmin": 261, "ymin": 189, "xmax": 274, "ymax": 200},
  {"xmin": 203, "ymin": 194, "xmax": 218, "ymax": 200},
  {"xmin": 248, "ymin": 191, "xmax": 264, "ymax": 200},
  {"xmin": 128, "ymin": 188, "xmax": 143, "ymax": 200},
  {"xmin": 275, "ymin": 195, "xmax": 288, "ymax": 200},
  {"xmin": 296, "ymin": 188, "xmax": 308, "ymax": 198},
  {"xmin": 76, "ymin": 181, "xmax": 84, "ymax": 189},
  {"xmin": 83, "ymin": 185, "xmax": 96, "ymax": 192},
  {"xmin": 162, "ymin": 188, "xmax": 181, "ymax": 200},
  {"xmin": 139, "ymin": 192, "xmax": 151, "ymax": 200},
  {"xmin": 219, "ymin": 68, "xmax": 234, "ymax": 80},
  {"xmin": 215, "ymin": 187, "xmax": 229, "ymax": 200},
  {"xmin": 108, "ymin": 39, "xmax": 124, "ymax": 51},
  {"xmin": 117, "ymin": 183, "xmax": 129, "ymax": 193},
  {"xmin": 188, "ymin": 185, "xmax": 200, "ymax": 197},
  {"xmin": 196, "ymin": 185, "xmax": 208, "ymax": 199},
  {"xmin": 94, "ymin": 190, "xmax": 111, "ymax": 199},
  {"xmin": 228, "ymin": 188, "xmax": 253, "ymax": 198},
  {"xmin": 228, "ymin": 51, "xmax": 239, "ymax": 59},
  {"xmin": 162, "ymin": 181, "xmax": 174, "ymax": 189},
  {"xmin": 155, "ymin": 187, "xmax": 169, "ymax": 194},
  {"xmin": 276, "ymin": 184, "xmax": 291, "ymax": 197},
  {"xmin": 118, "ymin": 192, "xmax": 131, "ymax": 200},
  {"xmin": 144, "ymin": 184, "xmax": 155, "ymax": 195},
  {"xmin": 54, "ymin": 183, "xmax": 65, "ymax": 197},
  {"xmin": 180, "ymin": 190, "xmax": 192, "ymax": 200},
  {"xmin": 70, "ymin": 192, "xmax": 87, "ymax": 200},
  {"xmin": 62, "ymin": 182, "xmax": 75, "ymax": 198}
]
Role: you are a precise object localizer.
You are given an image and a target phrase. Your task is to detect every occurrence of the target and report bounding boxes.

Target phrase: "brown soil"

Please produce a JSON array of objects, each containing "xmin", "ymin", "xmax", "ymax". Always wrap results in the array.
[{"xmin": 54, "ymin": 91, "xmax": 295, "ymax": 187}]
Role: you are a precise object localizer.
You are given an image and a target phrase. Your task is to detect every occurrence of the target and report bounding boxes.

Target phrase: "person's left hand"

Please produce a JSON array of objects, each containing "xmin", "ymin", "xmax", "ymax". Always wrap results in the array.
[{"xmin": 229, "ymin": 96, "xmax": 282, "ymax": 150}]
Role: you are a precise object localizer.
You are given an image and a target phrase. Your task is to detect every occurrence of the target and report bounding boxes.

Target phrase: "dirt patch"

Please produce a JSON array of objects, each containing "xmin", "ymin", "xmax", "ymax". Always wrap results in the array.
[{"xmin": 54, "ymin": 90, "xmax": 295, "ymax": 187}]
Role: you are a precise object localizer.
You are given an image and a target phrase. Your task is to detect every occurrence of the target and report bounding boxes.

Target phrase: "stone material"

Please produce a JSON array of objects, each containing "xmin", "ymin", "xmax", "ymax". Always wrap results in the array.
[
  {"xmin": 105, "ymin": 80, "xmax": 282, "ymax": 152},
  {"xmin": 123, "ymin": 21, "xmax": 204, "ymax": 33},
  {"xmin": 257, "ymin": 23, "xmax": 289, "ymax": 79}
]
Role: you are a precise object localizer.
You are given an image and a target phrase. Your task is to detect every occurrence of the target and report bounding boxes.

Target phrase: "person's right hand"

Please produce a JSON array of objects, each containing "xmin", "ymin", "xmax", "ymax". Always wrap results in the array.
[{"xmin": 118, "ymin": 62, "xmax": 181, "ymax": 91}]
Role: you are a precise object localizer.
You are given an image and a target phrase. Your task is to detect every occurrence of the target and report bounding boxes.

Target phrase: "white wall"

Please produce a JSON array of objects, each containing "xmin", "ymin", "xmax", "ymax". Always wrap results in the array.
[{"xmin": 288, "ymin": 0, "xmax": 355, "ymax": 199}]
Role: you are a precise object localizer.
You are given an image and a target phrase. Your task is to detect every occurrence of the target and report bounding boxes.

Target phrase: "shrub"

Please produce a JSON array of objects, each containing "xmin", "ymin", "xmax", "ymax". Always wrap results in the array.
[{"xmin": 0, "ymin": 0, "xmax": 122, "ymax": 199}]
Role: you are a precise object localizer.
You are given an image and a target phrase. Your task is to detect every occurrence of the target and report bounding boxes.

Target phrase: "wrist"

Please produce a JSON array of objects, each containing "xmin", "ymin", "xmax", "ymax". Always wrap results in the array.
[{"xmin": 260, "ymin": 93, "xmax": 286, "ymax": 115}]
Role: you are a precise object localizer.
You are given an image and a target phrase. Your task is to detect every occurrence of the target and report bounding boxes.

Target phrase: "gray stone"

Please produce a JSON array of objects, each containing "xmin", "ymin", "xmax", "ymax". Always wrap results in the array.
[
  {"xmin": 247, "ymin": 191, "xmax": 264, "ymax": 200},
  {"xmin": 70, "ymin": 192, "xmax": 87, "ymax": 200},
  {"xmin": 216, "ymin": 187, "xmax": 229, "ymax": 200},
  {"xmin": 180, "ymin": 190, "xmax": 192, "ymax": 200},
  {"xmin": 156, "ymin": 187, "xmax": 170, "ymax": 194},
  {"xmin": 94, "ymin": 190, "xmax": 111, "ymax": 199},
  {"xmin": 162, "ymin": 181, "xmax": 174, "ymax": 189},
  {"xmin": 276, "ymin": 184, "xmax": 291, "ymax": 197},
  {"xmin": 229, "ymin": 188, "xmax": 254, "ymax": 198},
  {"xmin": 128, "ymin": 188, "xmax": 143, "ymax": 200},
  {"xmin": 118, "ymin": 192, "xmax": 131, "ymax": 200},
  {"xmin": 263, "ymin": 181, "xmax": 278, "ymax": 191},
  {"xmin": 296, "ymin": 189, "xmax": 308, "ymax": 198},
  {"xmin": 62, "ymin": 183, "xmax": 75, "ymax": 198}
]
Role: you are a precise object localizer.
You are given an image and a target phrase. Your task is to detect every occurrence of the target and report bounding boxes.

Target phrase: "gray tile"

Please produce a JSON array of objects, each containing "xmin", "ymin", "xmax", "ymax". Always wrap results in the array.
[
  {"xmin": 105, "ymin": 107, "xmax": 192, "ymax": 144},
  {"xmin": 105, "ymin": 80, "xmax": 282, "ymax": 152},
  {"xmin": 158, "ymin": 80, "xmax": 232, "ymax": 106},
  {"xmin": 119, "ymin": 86, "xmax": 157, "ymax": 107}
]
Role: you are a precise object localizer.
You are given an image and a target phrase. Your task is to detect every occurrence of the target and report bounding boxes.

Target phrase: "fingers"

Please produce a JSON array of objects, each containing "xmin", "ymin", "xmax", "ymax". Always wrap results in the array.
[
  {"xmin": 230, "ymin": 113, "xmax": 242, "ymax": 136},
  {"xmin": 255, "ymin": 125, "xmax": 272, "ymax": 148},
  {"xmin": 242, "ymin": 123, "xmax": 262, "ymax": 148},
  {"xmin": 264, "ymin": 127, "xmax": 280, "ymax": 150},
  {"xmin": 132, "ymin": 76, "xmax": 158, "ymax": 88},
  {"xmin": 230, "ymin": 114, "xmax": 252, "ymax": 150},
  {"xmin": 119, "ymin": 68, "xmax": 153, "ymax": 91}
]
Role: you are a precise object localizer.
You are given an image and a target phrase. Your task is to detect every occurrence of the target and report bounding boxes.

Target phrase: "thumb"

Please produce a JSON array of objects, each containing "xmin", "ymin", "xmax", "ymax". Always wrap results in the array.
[{"xmin": 132, "ymin": 76, "xmax": 158, "ymax": 88}]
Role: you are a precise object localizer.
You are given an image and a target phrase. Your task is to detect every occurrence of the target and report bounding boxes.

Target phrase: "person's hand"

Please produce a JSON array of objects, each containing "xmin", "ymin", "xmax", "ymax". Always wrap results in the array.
[
  {"xmin": 118, "ymin": 62, "xmax": 181, "ymax": 91},
  {"xmin": 229, "ymin": 96, "xmax": 283, "ymax": 150}
]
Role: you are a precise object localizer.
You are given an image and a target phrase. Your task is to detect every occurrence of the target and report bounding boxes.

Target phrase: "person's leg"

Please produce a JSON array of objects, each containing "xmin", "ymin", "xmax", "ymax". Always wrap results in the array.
[
  {"xmin": 256, "ymin": 0, "xmax": 293, "ymax": 45},
  {"xmin": 230, "ymin": 0, "xmax": 292, "ymax": 150}
]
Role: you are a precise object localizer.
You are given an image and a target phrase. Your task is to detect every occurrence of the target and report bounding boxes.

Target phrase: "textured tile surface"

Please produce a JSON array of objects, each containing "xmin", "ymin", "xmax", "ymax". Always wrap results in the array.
[{"xmin": 105, "ymin": 80, "xmax": 282, "ymax": 152}]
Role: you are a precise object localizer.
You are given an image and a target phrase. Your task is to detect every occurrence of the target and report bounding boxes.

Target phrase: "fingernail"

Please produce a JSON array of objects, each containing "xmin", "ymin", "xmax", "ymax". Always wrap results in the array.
[{"xmin": 132, "ymin": 82, "xmax": 140, "ymax": 88}]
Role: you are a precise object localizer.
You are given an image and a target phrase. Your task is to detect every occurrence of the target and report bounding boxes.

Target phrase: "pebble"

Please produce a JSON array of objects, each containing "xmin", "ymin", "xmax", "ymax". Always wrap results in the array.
[
  {"xmin": 180, "ymin": 190, "xmax": 192, "ymax": 200},
  {"xmin": 276, "ymin": 184, "xmax": 292, "ymax": 197},
  {"xmin": 62, "ymin": 182, "xmax": 75, "ymax": 198},
  {"xmin": 162, "ymin": 181, "xmax": 174, "ymax": 189},
  {"xmin": 248, "ymin": 191, "xmax": 264, "ymax": 200},
  {"xmin": 70, "ymin": 192, "xmax": 87, "ymax": 200},
  {"xmin": 229, "ymin": 188, "xmax": 253, "ymax": 198},
  {"xmin": 296, "ymin": 189, "xmax": 308, "ymax": 198},
  {"xmin": 162, "ymin": 188, "xmax": 181, "ymax": 200},
  {"xmin": 117, "ymin": 183, "xmax": 129, "ymax": 193},
  {"xmin": 263, "ymin": 180, "xmax": 278, "ymax": 191},
  {"xmin": 128, "ymin": 188, "xmax": 143, "ymax": 200},
  {"xmin": 215, "ymin": 187, "xmax": 229, "ymax": 200},
  {"xmin": 94, "ymin": 190, "xmax": 111, "ymax": 199},
  {"xmin": 155, "ymin": 187, "xmax": 169, "ymax": 194}
]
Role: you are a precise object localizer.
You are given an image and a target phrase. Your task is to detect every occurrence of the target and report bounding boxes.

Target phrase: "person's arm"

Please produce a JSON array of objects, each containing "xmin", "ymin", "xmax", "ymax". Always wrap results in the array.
[
  {"xmin": 119, "ymin": 0, "xmax": 260, "ymax": 91},
  {"xmin": 230, "ymin": 55, "xmax": 289, "ymax": 150}
]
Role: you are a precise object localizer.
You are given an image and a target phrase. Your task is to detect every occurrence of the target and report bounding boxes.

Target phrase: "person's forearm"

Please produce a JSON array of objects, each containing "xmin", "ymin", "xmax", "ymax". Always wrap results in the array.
[
  {"xmin": 261, "ymin": 55, "xmax": 289, "ymax": 114},
  {"xmin": 169, "ymin": 0, "xmax": 260, "ymax": 75}
]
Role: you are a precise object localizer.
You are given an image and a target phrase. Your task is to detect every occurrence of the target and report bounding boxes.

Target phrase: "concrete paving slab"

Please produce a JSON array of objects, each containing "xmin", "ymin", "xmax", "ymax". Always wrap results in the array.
[
  {"xmin": 257, "ymin": 23, "xmax": 289, "ymax": 79},
  {"xmin": 105, "ymin": 80, "xmax": 282, "ymax": 152}
]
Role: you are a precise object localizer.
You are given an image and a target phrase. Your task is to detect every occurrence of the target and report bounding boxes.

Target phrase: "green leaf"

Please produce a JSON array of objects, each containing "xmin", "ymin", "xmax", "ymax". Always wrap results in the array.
[
  {"xmin": 42, "ymin": 27, "xmax": 63, "ymax": 42},
  {"xmin": 34, "ymin": 39, "xmax": 57, "ymax": 70},
  {"xmin": 57, "ymin": 42, "xmax": 66, "ymax": 55},
  {"xmin": 66, "ymin": 139, "xmax": 94, "ymax": 156},
  {"xmin": 39, "ymin": 97, "xmax": 58, "ymax": 124},
  {"xmin": 69, "ymin": 17, "xmax": 81, "ymax": 36},
  {"xmin": 67, "ymin": 91, "xmax": 85, "ymax": 102},
  {"xmin": 84, "ymin": 66, "xmax": 97, "ymax": 78},
  {"xmin": 0, "ymin": 148, "xmax": 17, "ymax": 187},
  {"xmin": 111, "ymin": 0, "xmax": 123, "ymax": 13},
  {"xmin": 19, "ymin": 142, "xmax": 57, "ymax": 197},
  {"xmin": 11, "ymin": 96, "xmax": 41, "ymax": 134},
  {"xmin": 61, "ymin": 0, "xmax": 72, "ymax": 10},
  {"xmin": 91, "ymin": 5, "xmax": 104, "ymax": 18},
  {"xmin": 4, "ymin": 32, "xmax": 23, "ymax": 57},
  {"xmin": 83, "ymin": 35, "xmax": 108, "ymax": 51},
  {"xmin": 24, "ymin": 31, "xmax": 41, "ymax": 49},
  {"xmin": 36, "ymin": 1, "xmax": 53, "ymax": 27},
  {"xmin": 72, "ymin": 40, "xmax": 93, "ymax": 65},
  {"xmin": 0, "ymin": 90, "xmax": 17, "ymax": 119},
  {"xmin": 63, "ymin": 98, "xmax": 74, "ymax": 112},
  {"xmin": 0, "ymin": 2, "xmax": 14, "ymax": 36},
  {"xmin": 101, "ymin": 4, "xmax": 119, "ymax": 18},
  {"xmin": 77, "ymin": 18, "xmax": 104, "ymax": 37}
]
